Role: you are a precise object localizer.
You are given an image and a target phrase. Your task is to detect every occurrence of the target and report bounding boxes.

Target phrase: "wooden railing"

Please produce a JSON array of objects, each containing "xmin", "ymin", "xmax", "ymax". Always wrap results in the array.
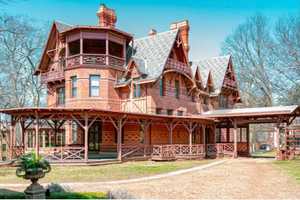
[
  {"xmin": 207, "ymin": 143, "xmax": 234, "ymax": 157},
  {"xmin": 27, "ymin": 147, "xmax": 84, "ymax": 162},
  {"xmin": 165, "ymin": 58, "xmax": 192, "ymax": 76},
  {"xmin": 151, "ymin": 144, "xmax": 205, "ymax": 160},
  {"xmin": 121, "ymin": 144, "xmax": 152, "ymax": 159},
  {"xmin": 121, "ymin": 97, "xmax": 147, "ymax": 113},
  {"xmin": 41, "ymin": 70, "xmax": 64, "ymax": 84},
  {"xmin": 66, "ymin": 54, "xmax": 125, "ymax": 69}
]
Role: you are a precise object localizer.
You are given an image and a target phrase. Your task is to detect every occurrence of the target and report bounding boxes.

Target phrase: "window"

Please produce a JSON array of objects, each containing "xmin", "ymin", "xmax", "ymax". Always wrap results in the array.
[
  {"xmin": 219, "ymin": 95, "xmax": 228, "ymax": 108},
  {"xmin": 156, "ymin": 108, "xmax": 162, "ymax": 114},
  {"xmin": 109, "ymin": 41, "xmax": 123, "ymax": 58},
  {"xmin": 175, "ymin": 80, "xmax": 180, "ymax": 99},
  {"xmin": 72, "ymin": 121, "xmax": 78, "ymax": 144},
  {"xmin": 71, "ymin": 76, "xmax": 77, "ymax": 97},
  {"xmin": 177, "ymin": 110, "xmax": 183, "ymax": 116},
  {"xmin": 83, "ymin": 39, "xmax": 106, "ymax": 54},
  {"xmin": 167, "ymin": 109, "xmax": 173, "ymax": 116},
  {"xmin": 57, "ymin": 87, "xmax": 65, "ymax": 105},
  {"xmin": 133, "ymin": 84, "xmax": 141, "ymax": 98},
  {"xmin": 159, "ymin": 78, "xmax": 164, "ymax": 96},
  {"xmin": 68, "ymin": 40, "xmax": 80, "ymax": 56},
  {"xmin": 89, "ymin": 75, "xmax": 100, "ymax": 97}
]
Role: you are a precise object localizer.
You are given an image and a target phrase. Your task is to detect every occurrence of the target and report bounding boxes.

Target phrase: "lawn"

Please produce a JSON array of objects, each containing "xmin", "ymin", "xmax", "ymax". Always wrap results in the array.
[
  {"xmin": 251, "ymin": 150, "xmax": 276, "ymax": 157},
  {"xmin": 0, "ymin": 159, "xmax": 212, "ymax": 184},
  {"xmin": 274, "ymin": 160, "xmax": 300, "ymax": 183}
]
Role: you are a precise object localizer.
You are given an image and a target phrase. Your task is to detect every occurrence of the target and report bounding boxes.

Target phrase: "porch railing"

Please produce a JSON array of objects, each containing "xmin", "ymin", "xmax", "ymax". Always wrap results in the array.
[
  {"xmin": 207, "ymin": 143, "xmax": 234, "ymax": 157},
  {"xmin": 121, "ymin": 144, "xmax": 152, "ymax": 159},
  {"xmin": 66, "ymin": 54, "xmax": 125, "ymax": 69},
  {"xmin": 165, "ymin": 58, "xmax": 192, "ymax": 76},
  {"xmin": 27, "ymin": 147, "xmax": 84, "ymax": 162},
  {"xmin": 151, "ymin": 144, "xmax": 205, "ymax": 160}
]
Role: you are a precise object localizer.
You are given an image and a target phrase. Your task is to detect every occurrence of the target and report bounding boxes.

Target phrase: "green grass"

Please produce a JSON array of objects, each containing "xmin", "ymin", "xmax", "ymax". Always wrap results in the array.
[
  {"xmin": 274, "ymin": 160, "xmax": 300, "ymax": 183},
  {"xmin": 251, "ymin": 150, "xmax": 276, "ymax": 157},
  {"xmin": 0, "ymin": 191, "xmax": 107, "ymax": 199},
  {"xmin": 0, "ymin": 160, "xmax": 211, "ymax": 184}
]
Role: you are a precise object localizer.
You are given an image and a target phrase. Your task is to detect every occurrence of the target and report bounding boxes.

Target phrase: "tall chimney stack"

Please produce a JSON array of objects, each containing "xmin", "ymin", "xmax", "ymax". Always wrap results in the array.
[
  {"xmin": 170, "ymin": 20, "xmax": 190, "ymax": 56},
  {"xmin": 97, "ymin": 4, "xmax": 117, "ymax": 28}
]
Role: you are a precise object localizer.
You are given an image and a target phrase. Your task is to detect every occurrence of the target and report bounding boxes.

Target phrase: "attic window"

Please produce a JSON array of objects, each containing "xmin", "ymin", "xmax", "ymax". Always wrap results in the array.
[
  {"xmin": 109, "ymin": 41, "xmax": 123, "ymax": 58},
  {"xmin": 68, "ymin": 40, "xmax": 80, "ymax": 56},
  {"xmin": 83, "ymin": 39, "xmax": 106, "ymax": 54}
]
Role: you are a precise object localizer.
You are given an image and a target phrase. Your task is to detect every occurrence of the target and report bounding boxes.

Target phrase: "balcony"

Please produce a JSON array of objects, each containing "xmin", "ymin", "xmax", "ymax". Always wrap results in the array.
[
  {"xmin": 66, "ymin": 54, "xmax": 125, "ymax": 69},
  {"xmin": 165, "ymin": 58, "xmax": 192, "ymax": 76},
  {"xmin": 41, "ymin": 70, "xmax": 64, "ymax": 84}
]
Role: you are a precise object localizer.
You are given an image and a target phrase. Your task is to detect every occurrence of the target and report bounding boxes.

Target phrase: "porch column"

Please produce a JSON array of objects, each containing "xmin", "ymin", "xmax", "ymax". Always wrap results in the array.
[
  {"xmin": 35, "ymin": 114, "xmax": 40, "ymax": 156},
  {"xmin": 168, "ymin": 123, "xmax": 173, "ymax": 144},
  {"xmin": 233, "ymin": 119, "xmax": 238, "ymax": 158},
  {"xmin": 9, "ymin": 117, "xmax": 16, "ymax": 160},
  {"xmin": 117, "ymin": 119, "xmax": 122, "ymax": 160},
  {"xmin": 84, "ymin": 115, "xmax": 89, "ymax": 162},
  {"xmin": 202, "ymin": 125, "xmax": 206, "ymax": 156},
  {"xmin": 275, "ymin": 124, "xmax": 280, "ymax": 159},
  {"xmin": 246, "ymin": 125, "xmax": 250, "ymax": 156},
  {"xmin": 42, "ymin": 131, "xmax": 46, "ymax": 148}
]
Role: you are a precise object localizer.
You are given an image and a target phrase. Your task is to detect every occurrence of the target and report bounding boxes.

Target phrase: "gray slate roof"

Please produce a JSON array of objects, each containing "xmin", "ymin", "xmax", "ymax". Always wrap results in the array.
[
  {"xmin": 123, "ymin": 29, "xmax": 178, "ymax": 83},
  {"xmin": 192, "ymin": 55, "xmax": 231, "ymax": 93}
]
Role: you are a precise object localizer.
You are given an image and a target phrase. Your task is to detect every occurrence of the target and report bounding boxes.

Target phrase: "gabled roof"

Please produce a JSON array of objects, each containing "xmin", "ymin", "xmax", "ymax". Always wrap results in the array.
[
  {"xmin": 54, "ymin": 21, "xmax": 73, "ymax": 33},
  {"xmin": 192, "ymin": 55, "xmax": 231, "ymax": 93},
  {"xmin": 123, "ymin": 29, "xmax": 178, "ymax": 83}
]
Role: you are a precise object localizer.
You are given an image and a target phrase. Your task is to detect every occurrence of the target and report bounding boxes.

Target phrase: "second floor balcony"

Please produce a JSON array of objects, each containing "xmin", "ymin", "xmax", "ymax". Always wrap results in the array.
[
  {"xmin": 66, "ymin": 54, "xmax": 125, "ymax": 69},
  {"xmin": 165, "ymin": 58, "xmax": 192, "ymax": 76},
  {"xmin": 41, "ymin": 70, "xmax": 65, "ymax": 84}
]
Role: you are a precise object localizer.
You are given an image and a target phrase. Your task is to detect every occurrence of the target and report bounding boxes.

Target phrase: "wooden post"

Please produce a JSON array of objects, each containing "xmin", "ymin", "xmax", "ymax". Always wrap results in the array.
[
  {"xmin": 35, "ymin": 114, "xmax": 40, "ymax": 157},
  {"xmin": 117, "ymin": 119, "xmax": 122, "ymax": 160},
  {"xmin": 246, "ymin": 125, "xmax": 250, "ymax": 156},
  {"xmin": 202, "ymin": 125, "xmax": 206, "ymax": 157},
  {"xmin": 9, "ymin": 117, "xmax": 15, "ymax": 160},
  {"xmin": 233, "ymin": 119, "xmax": 238, "ymax": 158},
  {"xmin": 168, "ymin": 123, "xmax": 173, "ymax": 144},
  {"xmin": 42, "ymin": 131, "xmax": 46, "ymax": 148},
  {"xmin": 275, "ymin": 124, "xmax": 280, "ymax": 159},
  {"xmin": 84, "ymin": 114, "xmax": 89, "ymax": 162}
]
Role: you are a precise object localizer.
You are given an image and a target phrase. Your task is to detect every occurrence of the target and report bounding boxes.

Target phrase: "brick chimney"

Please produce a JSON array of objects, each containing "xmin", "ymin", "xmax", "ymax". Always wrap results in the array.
[
  {"xmin": 170, "ymin": 20, "xmax": 190, "ymax": 56},
  {"xmin": 148, "ymin": 29, "xmax": 157, "ymax": 36},
  {"xmin": 96, "ymin": 4, "xmax": 117, "ymax": 28}
]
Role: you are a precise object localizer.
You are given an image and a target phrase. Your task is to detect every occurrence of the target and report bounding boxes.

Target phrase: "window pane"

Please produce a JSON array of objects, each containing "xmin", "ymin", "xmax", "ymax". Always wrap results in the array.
[
  {"xmin": 159, "ymin": 78, "xmax": 164, "ymax": 96},
  {"xmin": 71, "ymin": 76, "xmax": 77, "ymax": 97},
  {"xmin": 175, "ymin": 80, "xmax": 180, "ymax": 99},
  {"xmin": 89, "ymin": 75, "xmax": 100, "ymax": 97},
  {"xmin": 57, "ymin": 87, "xmax": 65, "ymax": 105}
]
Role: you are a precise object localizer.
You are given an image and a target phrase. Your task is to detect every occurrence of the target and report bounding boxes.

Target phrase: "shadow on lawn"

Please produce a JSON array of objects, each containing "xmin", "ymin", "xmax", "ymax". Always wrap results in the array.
[{"xmin": 0, "ymin": 187, "xmax": 108, "ymax": 199}]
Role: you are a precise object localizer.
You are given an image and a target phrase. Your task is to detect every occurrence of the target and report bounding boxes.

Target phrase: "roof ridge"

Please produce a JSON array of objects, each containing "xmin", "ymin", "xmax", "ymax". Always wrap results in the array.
[{"xmin": 134, "ymin": 29, "xmax": 178, "ymax": 41}]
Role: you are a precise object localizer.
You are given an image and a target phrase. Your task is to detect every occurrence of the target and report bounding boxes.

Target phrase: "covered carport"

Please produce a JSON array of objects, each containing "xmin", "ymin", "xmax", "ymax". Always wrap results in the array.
[{"xmin": 202, "ymin": 105, "xmax": 300, "ymax": 159}]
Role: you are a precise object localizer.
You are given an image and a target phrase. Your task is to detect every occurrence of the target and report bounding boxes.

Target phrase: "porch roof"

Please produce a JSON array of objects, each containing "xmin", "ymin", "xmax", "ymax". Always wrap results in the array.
[
  {"xmin": 202, "ymin": 105, "xmax": 299, "ymax": 118},
  {"xmin": 0, "ymin": 107, "xmax": 215, "ymax": 124}
]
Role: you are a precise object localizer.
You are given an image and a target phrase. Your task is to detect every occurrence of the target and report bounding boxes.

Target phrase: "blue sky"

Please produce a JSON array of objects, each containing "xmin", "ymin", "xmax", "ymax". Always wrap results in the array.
[{"xmin": 2, "ymin": 0, "xmax": 300, "ymax": 59}]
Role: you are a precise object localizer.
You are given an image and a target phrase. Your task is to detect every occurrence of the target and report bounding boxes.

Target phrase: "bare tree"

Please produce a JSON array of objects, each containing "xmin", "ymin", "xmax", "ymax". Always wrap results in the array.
[
  {"xmin": 222, "ymin": 15, "xmax": 275, "ymax": 106},
  {"xmin": 273, "ymin": 15, "xmax": 300, "ymax": 105},
  {"xmin": 0, "ymin": 14, "xmax": 46, "ymax": 108}
]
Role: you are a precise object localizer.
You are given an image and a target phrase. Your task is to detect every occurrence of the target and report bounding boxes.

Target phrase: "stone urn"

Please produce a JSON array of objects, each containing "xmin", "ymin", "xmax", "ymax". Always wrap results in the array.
[{"xmin": 16, "ymin": 153, "xmax": 51, "ymax": 199}]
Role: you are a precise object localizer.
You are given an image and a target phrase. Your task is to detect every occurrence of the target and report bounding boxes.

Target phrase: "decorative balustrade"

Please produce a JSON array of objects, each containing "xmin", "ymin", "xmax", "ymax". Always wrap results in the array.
[
  {"xmin": 41, "ymin": 70, "xmax": 64, "ymax": 84},
  {"xmin": 66, "ymin": 54, "xmax": 125, "ymax": 69},
  {"xmin": 152, "ymin": 144, "xmax": 205, "ymax": 160},
  {"xmin": 165, "ymin": 58, "xmax": 192, "ymax": 76},
  {"xmin": 207, "ymin": 143, "xmax": 234, "ymax": 157},
  {"xmin": 27, "ymin": 147, "xmax": 85, "ymax": 162}
]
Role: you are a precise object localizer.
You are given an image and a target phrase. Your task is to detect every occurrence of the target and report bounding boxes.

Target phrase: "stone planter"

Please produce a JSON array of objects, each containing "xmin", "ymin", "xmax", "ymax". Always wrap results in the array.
[{"xmin": 21, "ymin": 168, "xmax": 46, "ymax": 199}]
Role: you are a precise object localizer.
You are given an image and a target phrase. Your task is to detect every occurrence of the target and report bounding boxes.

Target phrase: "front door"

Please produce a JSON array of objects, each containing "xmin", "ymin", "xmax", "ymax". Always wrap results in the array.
[{"xmin": 88, "ymin": 121, "xmax": 102, "ymax": 151}]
